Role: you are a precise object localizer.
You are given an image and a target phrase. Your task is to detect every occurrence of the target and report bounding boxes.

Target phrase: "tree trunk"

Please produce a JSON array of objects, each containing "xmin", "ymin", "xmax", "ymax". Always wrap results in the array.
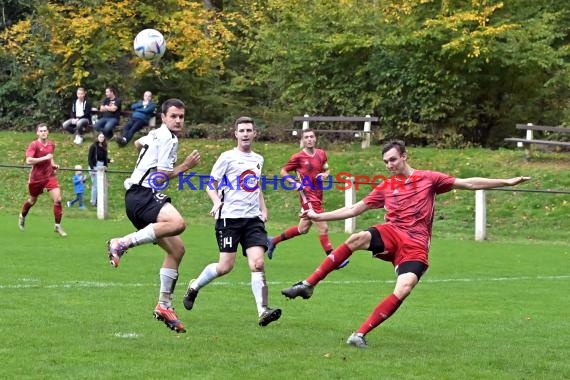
[{"xmin": 203, "ymin": 0, "xmax": 223, "ymax": 11}]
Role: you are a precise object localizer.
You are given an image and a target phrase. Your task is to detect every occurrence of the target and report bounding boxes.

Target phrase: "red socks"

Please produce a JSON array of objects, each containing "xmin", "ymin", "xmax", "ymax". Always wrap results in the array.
[
  {"xmin": 356, "ymin": 293, "xmax": 403, "ymax": 335},
  {"xmin": 20, "ymin": 200, "xmax": 63, "ymax": 224},
  {"xmin": 319, "ymin": 234, "xmax": 333, "ymax": 254},
  {"xmin": 54, "ymin": 201, "xmax": 63, "ymax": 224},
  {"xmin": 307, "ymin": 243, "xmax": 352, "ymax": 285},
  {"xmin": 273, "ymin": 226, "xmax": 301, "ymax": 244},
  {"xmin": 21, "ymin": 201, "xmax": 33, "ymax": 217}
]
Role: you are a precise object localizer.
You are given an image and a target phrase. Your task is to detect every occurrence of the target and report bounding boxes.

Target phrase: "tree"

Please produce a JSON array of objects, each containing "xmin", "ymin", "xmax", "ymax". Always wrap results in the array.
[{"xmin": 0, "ymin": 0, "xmax": 239, "ymax": 127}]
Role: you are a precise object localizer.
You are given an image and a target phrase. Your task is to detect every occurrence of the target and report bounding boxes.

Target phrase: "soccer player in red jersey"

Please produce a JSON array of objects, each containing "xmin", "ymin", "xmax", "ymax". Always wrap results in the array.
[
  {"xmin": 281, "ymin": 140, "xmax": 530, "ymax": 348},
  {"xmin": 266, "ymin": 129, "xmax": 348, "ymax": 267},
  {"xmin": 19, "ymin": 123, "xmax": 67, "ymax": 236}
]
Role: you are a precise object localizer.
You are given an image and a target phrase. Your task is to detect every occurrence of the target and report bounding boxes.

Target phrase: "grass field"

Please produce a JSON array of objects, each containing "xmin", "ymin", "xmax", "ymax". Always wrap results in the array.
[
  {"xmin": 1, "ymin": 213, "xmax": 569, "ymax": 380},
  {"xmin": 1, "ymin": 131, "xmax": 569, "ymax": 379}
]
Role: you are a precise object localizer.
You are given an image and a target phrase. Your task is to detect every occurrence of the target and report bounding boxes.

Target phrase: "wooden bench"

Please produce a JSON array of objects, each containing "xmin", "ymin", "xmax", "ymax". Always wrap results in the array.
[
  {"xmin": 504, "ymin": 123, "xmax": 570, "ymax": 160},
  {"xmin": 288, "ymin": 115, "xmax": 379, "ymax": 149},
  {"xmin": 91, "ymin": 108, "xmax": 157, "ymax": 137}
]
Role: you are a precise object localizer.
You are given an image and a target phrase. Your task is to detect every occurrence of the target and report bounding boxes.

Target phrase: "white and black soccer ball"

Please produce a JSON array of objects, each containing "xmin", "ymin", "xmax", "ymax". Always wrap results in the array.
[{"xmin": 133, "ymin": 29, "xmax": 166, "ymax": 61}]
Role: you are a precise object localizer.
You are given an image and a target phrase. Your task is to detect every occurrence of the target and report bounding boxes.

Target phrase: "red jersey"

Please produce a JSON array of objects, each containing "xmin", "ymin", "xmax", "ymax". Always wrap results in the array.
[
  {"xmin": 363, "ymin": 170, "xmax": 455, "ymax": 251},
  {"xmin": 26, "ymin": 139, "xmax": 56, "ymax": 182},
  {"xmin": 283, "ymin": 148, "xmax": 328, "ymax": 203}
]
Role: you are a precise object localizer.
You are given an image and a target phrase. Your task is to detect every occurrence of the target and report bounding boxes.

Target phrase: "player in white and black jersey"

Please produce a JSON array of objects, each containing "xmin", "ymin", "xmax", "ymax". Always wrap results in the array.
[
  {"xmin": 107, "ymin": 98, "xmax": 201, "ymax": 333},
  {"xmin": 182, "ymin": 116, "xmax": 282, "ymax": 327}
]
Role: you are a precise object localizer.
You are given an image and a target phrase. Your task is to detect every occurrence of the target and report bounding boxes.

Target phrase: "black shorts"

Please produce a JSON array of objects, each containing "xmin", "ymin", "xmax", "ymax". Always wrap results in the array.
[
  {"xmin": 395, "ymin": 261, "xmax": 428, "ymax": 280},
  {"xmin": 215, "ymin": 217, "xmax": 268, "ymax": 256},
  {"xmin": 125, "ymin": 185, "xmax": 171, "ymax": 230}
]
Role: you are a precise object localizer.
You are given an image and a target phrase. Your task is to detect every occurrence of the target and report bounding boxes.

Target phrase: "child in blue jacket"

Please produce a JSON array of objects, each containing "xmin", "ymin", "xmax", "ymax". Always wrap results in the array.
[{"xmin": 67, "ymin": 165, "xmax": 86, "ymax": 209}]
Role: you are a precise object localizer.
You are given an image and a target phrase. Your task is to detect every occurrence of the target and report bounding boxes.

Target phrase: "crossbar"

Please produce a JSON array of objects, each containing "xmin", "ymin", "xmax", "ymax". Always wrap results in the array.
[
  {"xmin": 515, "ymin": 124, "xmax": 570, "ymax": 134},
  {"xmin": 504, "ymin": 138, "xmax": 570, "ymax": 147},
  {"xmin": 293, "ymin": 116, "xmax": 378, "ymax": 123}
]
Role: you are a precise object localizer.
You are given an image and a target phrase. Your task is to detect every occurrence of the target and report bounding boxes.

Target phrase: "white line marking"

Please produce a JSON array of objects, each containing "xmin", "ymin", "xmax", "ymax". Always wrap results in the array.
[
  {"xmin": 113, "ymin": 332, "xmax": 140, "ymax": 339},
  {"xmin": 0, "ymin": 275, "xmax": 568, "ymax": 289}
]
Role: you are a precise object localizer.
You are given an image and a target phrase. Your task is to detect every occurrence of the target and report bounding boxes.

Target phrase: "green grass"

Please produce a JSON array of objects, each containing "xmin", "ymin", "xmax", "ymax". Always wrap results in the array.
[
  {"xmin": 1, "ymin": 131, "xmax": 569, "ymax": 379},
  {"xmin": 1, "ymin": 130, "xmax": 569, "ymax": 240},
  {"xmin": 1, "ymin": 214, "xmax": 569, "ymax": 379}
]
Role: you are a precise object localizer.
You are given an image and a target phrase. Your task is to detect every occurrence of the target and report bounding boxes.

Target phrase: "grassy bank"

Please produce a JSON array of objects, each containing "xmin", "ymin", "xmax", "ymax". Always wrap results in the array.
[{"xmin": 0, "ymin": 130, "xmax": 569, "ymax": 242}]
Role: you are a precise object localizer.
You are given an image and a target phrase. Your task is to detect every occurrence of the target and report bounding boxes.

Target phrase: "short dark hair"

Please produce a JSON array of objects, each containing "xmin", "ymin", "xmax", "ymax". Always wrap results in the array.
[
  {"xmin": 381, "ymin": 139, "xmax": 406, "ymax": 155},
  {"xmin": 234, "ymin": 116, "xmax": 256, "ymax": 129},
  {"xmin": 106, "ymin": 86, "xmax": 118, "ymax": 97},
  {"xmin": 302, "ymin": 128, "xmax": 315, "ymax": 136},
  {"xmin": 161, "ymin": 98, "xmax": 186, "ymax": 114},
  {"xmin": 36, "ymin": 123, "xmax": 48, "ymax": 131}
]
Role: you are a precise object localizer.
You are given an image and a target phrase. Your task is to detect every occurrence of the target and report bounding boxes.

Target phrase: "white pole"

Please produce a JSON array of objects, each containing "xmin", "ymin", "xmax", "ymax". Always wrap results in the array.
[
  {"xmin": 96, "ymin": 166, "xmax": 108, "ymax": 220},
  {"xmin": 300, "ymin": 114, "xmax": 310, "ymax": 148},
  {"xmin": 524, "ymin": 123, "xmax": 533, "ymax": 159},
  {"xmin": 475, "ymin": 190, "xmax": 486, "ymax": 241},
  {"xmin": 526, "ymin": 123, "xmax": 534, "ymax": 141},
  {"xmin": 344, "ymin": 177, "xmax": 356, "ymax": 233},
  {"xmin": 362, "ymin": 114, "xmax": 371, "ymax": 149}
]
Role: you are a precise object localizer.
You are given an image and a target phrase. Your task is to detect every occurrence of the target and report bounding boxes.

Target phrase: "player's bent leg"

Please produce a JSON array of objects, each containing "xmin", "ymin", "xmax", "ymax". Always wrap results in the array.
[
  {"xmin": 282, "ymin": 233, "xmax": 372, "ymax": 299},
  {"xmin": 49, "ymin": 188, "xmax": 66, "ymax": 237},
  {"xmin": 156, "ymin": 235, "xmax": 185, "ymax": 268},
  {"xmin": 345, "ymin": 230, "xmax": 374, "ymax": 251},
  {"xmin": 298, "ymin": 218, "xmax": 312, "ymax": 234},
  {"xmin": 19, "ymin": 196, "xmax": 38, "ymax": 231},
  {"xmin": 393, "ymin": 264, "xmax": 424, "ymax": 300},
  {"xmin": 216, "ymin": 251, "xmax": 237, "ymax": 275},
  {"xmin": 183, "ymin": 253, "xmax": 236, "ymax": 310},
  {"xmin": 267, "ymin": 223, "xmax": 308, "ymax": 259},
  {"xmin": 246, "ymin": 246, "xmax": 266, "ymax": 272},
  {"xmin": 154, "ymin": 203, "xmax": 187, "ymax": 238}
]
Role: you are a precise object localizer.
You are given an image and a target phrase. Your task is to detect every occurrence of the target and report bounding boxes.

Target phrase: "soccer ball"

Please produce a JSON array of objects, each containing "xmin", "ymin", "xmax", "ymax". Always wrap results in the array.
[{"xmin": 133, "ymin": 29, "xmax": 166, "ymax": 60}]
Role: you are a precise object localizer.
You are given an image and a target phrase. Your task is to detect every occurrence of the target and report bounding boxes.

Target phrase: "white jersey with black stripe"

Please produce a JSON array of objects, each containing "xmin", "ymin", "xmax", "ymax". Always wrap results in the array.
[
  {"xmin": 124, "ymin": 124, "xmax": 178, "ymax": 190},
  {"xmin": 211, "ymin": 148, "xmax": 264, "ymax": 219}
]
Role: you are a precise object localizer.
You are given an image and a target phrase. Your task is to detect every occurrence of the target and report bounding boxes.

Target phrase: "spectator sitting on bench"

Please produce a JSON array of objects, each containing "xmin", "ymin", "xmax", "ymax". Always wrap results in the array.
[
  {"xmin": 117, "ymin": 91, "xmax": 157, "ymax": 147},
  {"xmin": 62, "ymin": 87, "xmax": 92, "ymax": 145},
  {"xmin": 93, "ymin": 86, "xmax": 122, "ymax": 140}
]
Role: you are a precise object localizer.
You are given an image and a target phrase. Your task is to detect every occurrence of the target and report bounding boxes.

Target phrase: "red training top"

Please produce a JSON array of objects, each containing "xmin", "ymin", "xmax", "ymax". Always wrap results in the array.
[
  {"xmin": 283, "ymin": 148, "xmax": 328, "ymax": 204},
  {"xmin": 363, "ymin": 170, "xmax": 455, "ymax": 251},
  {"xmin": 26, "ymin": 139, "xmax": 56, "ymax": 182}
]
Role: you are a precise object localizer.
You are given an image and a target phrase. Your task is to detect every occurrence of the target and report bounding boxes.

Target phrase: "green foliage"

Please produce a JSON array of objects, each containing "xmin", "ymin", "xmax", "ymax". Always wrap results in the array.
[
  {"xmin": 0, "ymin": 0, "xmax": 569, "ymax": 146},
  {"xmin": 246, "ymin": 0, "xmax": 570, "ymax": 146},
  {"xmin": 0, "ymin": 0, "xmax": 239, "ymax": 127}
]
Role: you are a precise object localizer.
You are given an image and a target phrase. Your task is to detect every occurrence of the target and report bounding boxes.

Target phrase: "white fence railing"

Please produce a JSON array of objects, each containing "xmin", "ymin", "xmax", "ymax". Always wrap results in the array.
[{"xmin": 90, "ymin": 170, "xmax": 569, "ymax": 241}]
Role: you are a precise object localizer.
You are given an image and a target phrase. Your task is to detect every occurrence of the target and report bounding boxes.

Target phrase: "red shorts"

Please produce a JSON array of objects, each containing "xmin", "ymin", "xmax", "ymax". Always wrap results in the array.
[
  {"xmin": 372, "ymin": 224, "xmax": 429, "ymax": 266},
  {"xmin": 28, "ymin": 177, "xmax": 59, "ymax": 197},
  {"xmin": 301, "ymin": 199, "xmax": 324, "ymax": 214}
]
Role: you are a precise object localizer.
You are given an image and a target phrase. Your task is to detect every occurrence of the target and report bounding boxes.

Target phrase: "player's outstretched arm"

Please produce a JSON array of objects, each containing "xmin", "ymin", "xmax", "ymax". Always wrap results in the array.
[
  {"xmin": 453, "ymin": 176, "xmax": 531, "ymax": 190},
  {"xmin": 156, "ymin": 150, "xmax": 201, "ymax": 183},
  {"xmin": 180, "ymin": 150, "xmax": 200, "ymax": 171},
  {"xmin": 306, "ymin": 200, "xmax": 370, "ymax": 222}
]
